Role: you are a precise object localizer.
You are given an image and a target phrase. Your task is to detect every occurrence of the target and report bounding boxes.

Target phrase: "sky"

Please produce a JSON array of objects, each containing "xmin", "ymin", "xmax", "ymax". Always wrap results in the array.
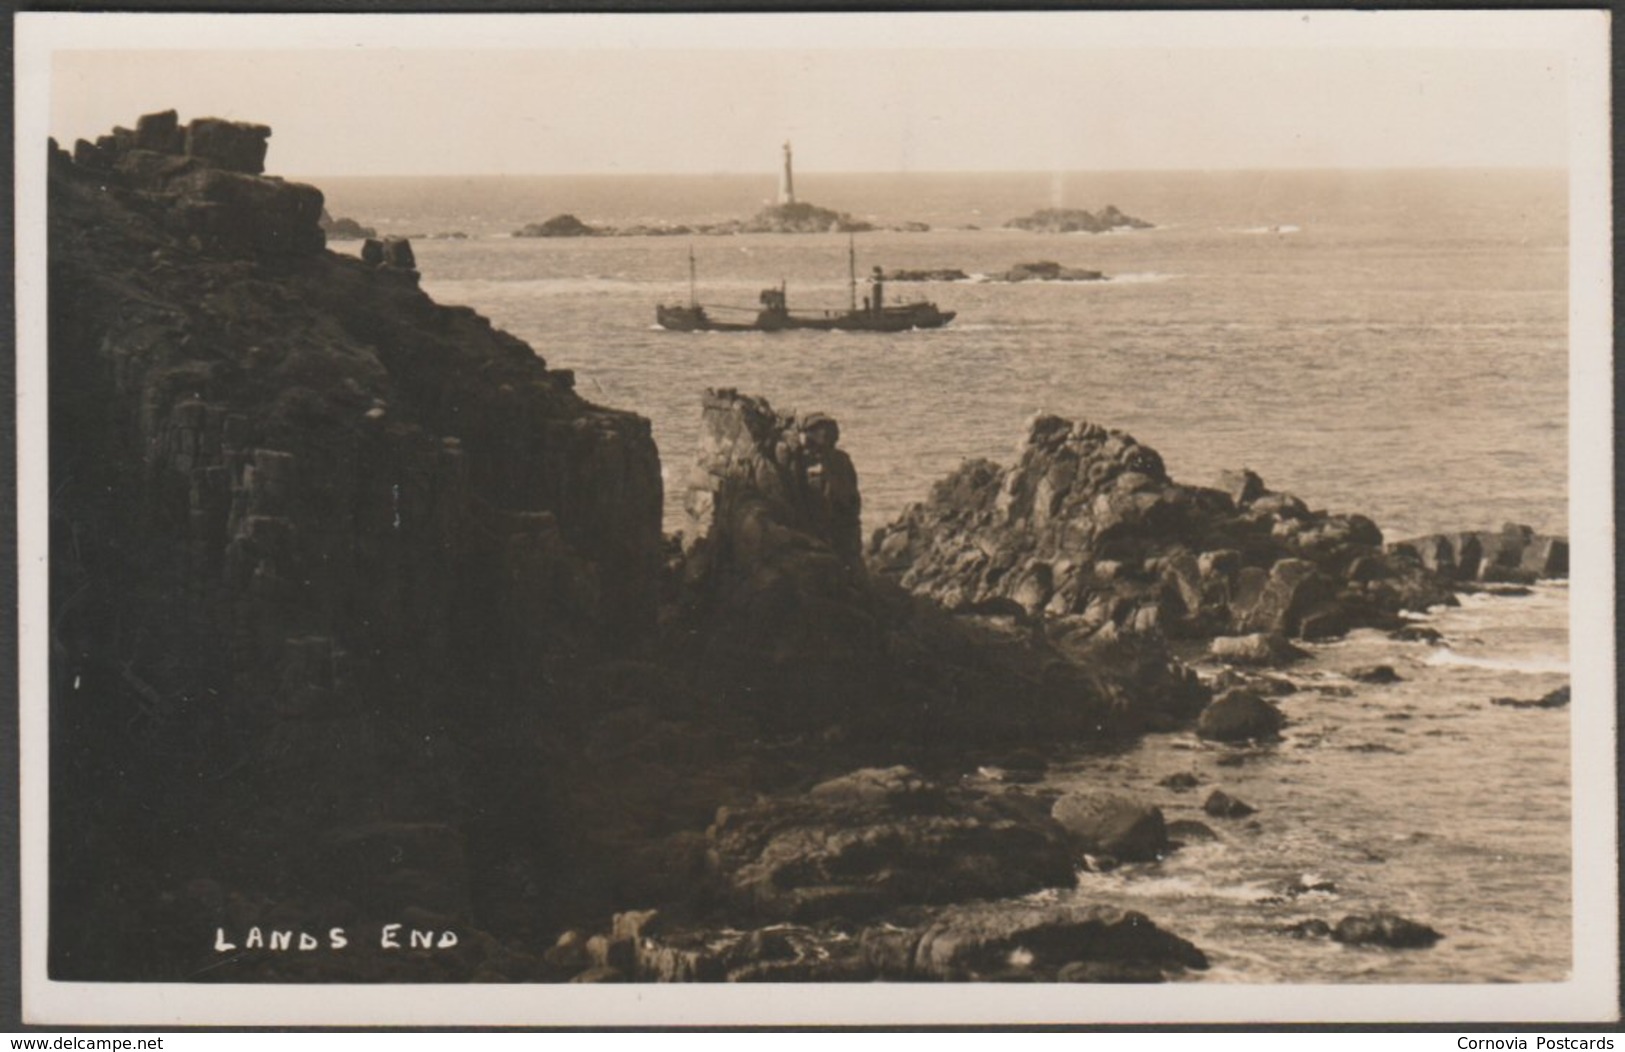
[{"xmin": 39, "ymin": 13, "xmax": 1576, "ymax": 176}]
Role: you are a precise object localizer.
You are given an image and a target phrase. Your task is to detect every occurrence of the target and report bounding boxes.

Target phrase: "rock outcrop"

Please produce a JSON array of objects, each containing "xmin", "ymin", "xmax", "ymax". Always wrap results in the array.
[
  {"xmin": 320, "ymin": 210, "xmax": 377, "ymax": 240},
  {"xmin": 1005, "ymin": 205, "xmax": 1152, "ymax": 234},
  {"xmin": 706, "ymin": 766, "xmax": 1077, "ymax": 922},
  {"xmin": 869, "ymin": 415, "xmax": 1464, "ymax": 645},
  {"xmin": 513, "ymin": 213, "xmax": 597, "ymax": 238},
  {"xmin": 570, "ymin": 901, "xmax": 1206, "ymax": 983},
  {"xmin": 994, "ymin": 260, "xmax": 1106, "ymax": 282},
  {"xmin": 1389, "ymin": 524, "xmax": 1568, "ymax": 584},
  {"xmin": 669, "ymin": 391, "xmax": 1208, "ymax": 741}
]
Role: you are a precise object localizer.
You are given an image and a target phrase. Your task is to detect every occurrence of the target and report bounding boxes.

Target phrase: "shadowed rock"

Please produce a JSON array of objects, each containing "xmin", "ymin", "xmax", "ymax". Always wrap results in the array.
[
  {"xmin": 1332, "ymin": 913, "xmax": 1442, "ymax": 949},
  {"xmin": 1196, "ymin": 689, "xmax": 1285, "ymax": 742}
]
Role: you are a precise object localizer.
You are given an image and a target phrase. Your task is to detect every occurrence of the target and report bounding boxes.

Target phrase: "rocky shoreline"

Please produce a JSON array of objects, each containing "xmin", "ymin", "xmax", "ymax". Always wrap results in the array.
[{"xmin": 47, "ymin": 112, "xmax": 1563, "ymax": 984}]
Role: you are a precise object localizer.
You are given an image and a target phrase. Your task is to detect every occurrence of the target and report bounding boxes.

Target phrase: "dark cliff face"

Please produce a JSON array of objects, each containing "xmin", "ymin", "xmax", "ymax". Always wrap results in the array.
[{"xmin": 48, "ymin": 113, "xmax": 663, "ymax": 978}]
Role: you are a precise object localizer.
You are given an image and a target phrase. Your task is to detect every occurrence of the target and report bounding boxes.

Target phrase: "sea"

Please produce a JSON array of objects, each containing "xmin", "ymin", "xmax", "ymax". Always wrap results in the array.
[{"xmin": 314, "ymin": 169, "xmax": 1573, "ymax": 984}]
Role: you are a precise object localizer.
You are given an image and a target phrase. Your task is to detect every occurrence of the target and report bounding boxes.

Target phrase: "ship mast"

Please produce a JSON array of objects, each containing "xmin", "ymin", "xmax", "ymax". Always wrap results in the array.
[
  {"xmin": 848, "ymin": 234, "xmax": 857, "ymax": 312},
  {"xmin": 687, "ymin": 243, "xmax": 697, "ymax": 309}
]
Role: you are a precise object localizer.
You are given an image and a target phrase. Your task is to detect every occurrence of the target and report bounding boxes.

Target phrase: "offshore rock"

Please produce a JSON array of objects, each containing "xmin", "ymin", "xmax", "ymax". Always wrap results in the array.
[
  {"xmin": 995, "ymin": 261, "xmax": 1106, "ymax": 282},
  {"xmin": 870, "ymin": 414, "xmax": 1461, "ymax": 645},
  {"xmin": 1004, "ymin": 205, "xmax": 1153, "ymax": 233},
  {"xmin": 514, "ymin": 213, "xmax": 596, "ymax": 238},
  {"xmin": 1332, "ymin": 913, "xmax": 1443, "ymax": 949}
]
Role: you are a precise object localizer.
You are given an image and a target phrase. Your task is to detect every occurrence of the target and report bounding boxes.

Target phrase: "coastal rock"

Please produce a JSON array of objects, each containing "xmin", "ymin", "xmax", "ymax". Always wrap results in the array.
[
  {"xmin": 910, "ymin": 903, "xmax": 1207, "ymax": 981},
  {"xmin": 995, "ymin": 261, "xmax": 1106, "ymax": 282},
  {"xmin": 742, "ymin": 201, "xmax": 872, "ymax": 234},
  {"xmin": 514, "ymin": 213, "xmax": 596, "ymax": 238},
  {"xmin": 1005, "ymin": 206, "xmax": 1153, "ymax": 234},
  {"xmin": 184, "ymin": 117, "xmax": 272, "ymax": 174},
  {"xmin": 1202, "ymin": 789, "xmax": 1256, "ymax": 818},
  {"xmin": 1195, "ymin": 689, "xmax": 1285, "ymax": 742},
  {"xmin": 1491, "ymin": 685, "xmax": 1570, "ymax": 709},
  {"xmin": 1331, "ymin": 913, "xmax": 1442, "ymax": 949},
  {"xmin": 1209, "ymin": 632, "xmax": 1308, "ymax": 667},
  {"xmin": 869, "ymin": 413, "xmax": 1463, "ymax": 653},
  {"xmin": 1051, "ymin": 792, "xmax": 1169, "ymax": 862},
  {"xmin": 1392, "ymin": 525, "xmax": 1566, "ymax": 584},
  {"xmin": 320, "ymin": 210, "xmax": 376, "ymax": 240},
  {"xmin": 1165, "ymin": 819, "xmax": 1219, "ymax": 842},
  {"xmin": 1215, "ymin": 469, "xmax": 1266, "ymax": 508},
  {"xmin": 1349, "ymin": 664, "xmax": 1403, "ymax": 684},
  {"xmin": 671, "ymin": 389, "xmax": 1194, "ymax": 742},
  {"xmin": 707, "ymin": 767, "xmax": 1078, "ymax": 923}
]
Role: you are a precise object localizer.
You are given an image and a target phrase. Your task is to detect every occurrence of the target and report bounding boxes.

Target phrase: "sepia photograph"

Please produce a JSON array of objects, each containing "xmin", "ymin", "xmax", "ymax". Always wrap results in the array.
[{"xmin": 15, "ymin": 10, "xmax": 1616, "ymax": 1026}]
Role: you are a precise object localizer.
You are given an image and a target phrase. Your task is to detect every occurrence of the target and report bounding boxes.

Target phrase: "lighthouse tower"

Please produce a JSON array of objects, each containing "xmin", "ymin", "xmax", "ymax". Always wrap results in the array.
[{"xmin": 778, "ymin": 141, "xmax": 796, "ymax": 206}]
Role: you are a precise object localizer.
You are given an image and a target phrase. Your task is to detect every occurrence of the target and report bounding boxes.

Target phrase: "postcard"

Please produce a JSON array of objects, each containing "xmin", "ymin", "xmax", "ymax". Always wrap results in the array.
[{"xmin": 15, "ymin": 9, "xmax": 1616, "ymax": 1026}]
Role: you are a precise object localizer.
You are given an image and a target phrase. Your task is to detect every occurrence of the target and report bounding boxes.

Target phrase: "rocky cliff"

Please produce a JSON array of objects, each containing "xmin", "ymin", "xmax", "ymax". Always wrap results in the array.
[
  {"xmin": 47, "ymin": 113, "xmax": 1197, "ymax": 983},
  {"xmin": 49, "ymin": 112, "xmax": 663, "ymax": 978}
]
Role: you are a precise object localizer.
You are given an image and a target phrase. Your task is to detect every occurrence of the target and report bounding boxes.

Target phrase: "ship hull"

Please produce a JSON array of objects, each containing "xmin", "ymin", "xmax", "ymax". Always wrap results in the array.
[{"xmin": 658, "ymin": 304, "xmax": 954, "ymax": 333}]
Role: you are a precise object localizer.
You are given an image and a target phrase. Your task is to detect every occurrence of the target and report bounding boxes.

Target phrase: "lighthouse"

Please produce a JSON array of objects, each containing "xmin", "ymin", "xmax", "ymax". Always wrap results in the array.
[{"xmin": 778, "ymin": 141, "xmax": 796, "ymax": 206}]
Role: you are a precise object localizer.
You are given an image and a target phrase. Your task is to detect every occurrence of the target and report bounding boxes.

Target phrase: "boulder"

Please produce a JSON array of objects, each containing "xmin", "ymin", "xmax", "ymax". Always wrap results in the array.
[
  {"xmin": 1209, "ymin": 632, "xmax": 1307, "ymax": 667},
  {"xmin": 1349, "ymin": 664, "xmax": 1402, "ymax": 684},
  {"xmin": 1202, "ymin": 789, "xmax": 1256, "ymax": 818},
  {"xmin": 1165, "ymin": 819, "xmax": 1219, "ymax": 842},
  {"xmin": 1158, "ymin": 772, "xmax": 1199, "ymax": 792},
  {"xmin": 1331, "ymin": 913, "xmax": 1442, "ymax": 949},
  {"xmin": 910, "ymin": 903, "xmax": 1206, "ymax": 981},
  {"xmin": 380, "ymin": 237, "xmax": 416, "ymax": 269},
  {"xmin": 1051, "ymin": 792, "xmax": 1169, "ymax": 862},
  {"xmin": 1214, "ymin": 469, "xmax": 1265, "ymax": 508},
  {"xmin": 1521, "ymin": 535, "xmax": 1569, "ymax": 578},
  {"xmin": 1235, "ymin": 559, "xmax": 1333, "ymax": 637},
  {"xmin": 184, "ymin": 117, "xmax": 271, "ymax": 174},
  {"xmin": 1195, "ymin": 689, "xmax": 1285, "ymax": 742},
  {"xmin": 135, "ymin": 109, "xmax": 184, "ymax": 153}
]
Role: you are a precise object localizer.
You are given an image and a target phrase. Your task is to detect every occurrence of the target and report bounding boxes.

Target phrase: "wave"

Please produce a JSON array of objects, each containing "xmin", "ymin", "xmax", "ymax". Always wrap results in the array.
[
  {"xmin": 1228, "ymin": 224, "xmax": 1301, "ymax": 235},
  {"xmin": 1424, "ymin": 648, "xmax": 1569, "ymax": 675},
  {"xmin": 1106, "ymin": 272, "xmax": 1176, "ymax": 284}
]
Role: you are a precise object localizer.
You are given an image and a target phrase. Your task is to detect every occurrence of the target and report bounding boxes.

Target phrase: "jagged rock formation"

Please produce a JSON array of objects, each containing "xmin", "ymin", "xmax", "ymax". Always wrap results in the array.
[
  {"xmin": 49, "ymin": 112, "xmax": 664, "ymax": 978},
  {"xmin": 1390, "ymin": 524, "xmax": 1567, "ymax": 584},
  {"xmin": 667, "ymin": 390, "xmax": 1207, "ymax": 741},
  {"xmin": 869, "ymin": 415, "xmax": 1465, "ymax": 644},
  {"xmin": 1005, "ymin": 205, "xmax": 1152, "ymax": 233}
]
